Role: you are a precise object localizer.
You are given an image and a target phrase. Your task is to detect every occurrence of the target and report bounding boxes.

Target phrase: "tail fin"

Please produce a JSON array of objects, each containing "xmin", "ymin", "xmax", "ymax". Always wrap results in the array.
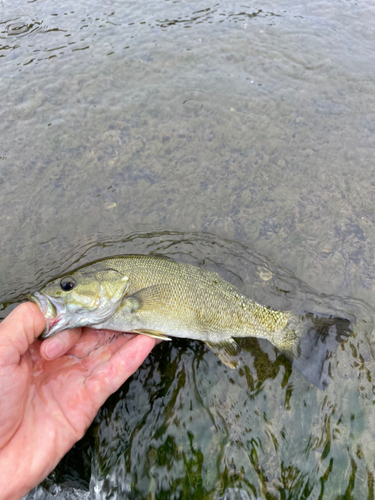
[{"xmin": 279, "ymin": 313, "xmax": 354, "ymax": 390}]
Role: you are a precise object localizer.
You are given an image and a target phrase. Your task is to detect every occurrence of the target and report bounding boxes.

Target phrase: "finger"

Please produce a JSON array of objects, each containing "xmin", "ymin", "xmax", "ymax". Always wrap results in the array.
[
  {"xmin": 85, "ymin": 334, "xmax": 157, "ymax": 402},
  {"xmin": 0, "ymin": 303, "xmax": 46, "ymax": 364},
  {"xmin": 40, "ymin": 328, "xmax": 83, "ymax": 360}
]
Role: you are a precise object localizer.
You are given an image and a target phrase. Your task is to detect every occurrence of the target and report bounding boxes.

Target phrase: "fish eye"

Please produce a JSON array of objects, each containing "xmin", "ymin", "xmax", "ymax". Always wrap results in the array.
[{"xmin": 60, "ymin": 277, "xmax": 76, "ymax": 291}]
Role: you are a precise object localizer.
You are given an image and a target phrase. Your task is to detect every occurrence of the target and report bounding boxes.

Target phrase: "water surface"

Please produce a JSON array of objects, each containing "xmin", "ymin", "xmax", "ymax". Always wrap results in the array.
[{"xmin": 1, "ymin": 0, "xmax": 375, "ymax": 498}]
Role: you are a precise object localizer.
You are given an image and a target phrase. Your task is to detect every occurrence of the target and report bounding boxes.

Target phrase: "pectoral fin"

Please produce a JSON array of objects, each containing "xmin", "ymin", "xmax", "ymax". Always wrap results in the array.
[
  {"xmin": 204, "ymin": 338, "xmax": 240, "ymax": 369},
  {"xmin": 122, "ymin": 284, "xmax": 172, "ymax": 312},
  {"xmin": 121, "ymin": 285, "xmax": 173, "ymax": 341},
  {"xmin": 132, "ymin": 328, "xmax": 172, "ymax": 341}
]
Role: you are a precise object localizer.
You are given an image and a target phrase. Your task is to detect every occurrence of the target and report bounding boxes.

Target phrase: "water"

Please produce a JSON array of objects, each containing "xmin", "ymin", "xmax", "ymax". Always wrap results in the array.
[
  {"xmin": 1, "ymin": 0, "xmax": 375, "ymax": 497},
  {"xmin": 19, "ymin": 232, "xmax": 374, "ymax": 498}
]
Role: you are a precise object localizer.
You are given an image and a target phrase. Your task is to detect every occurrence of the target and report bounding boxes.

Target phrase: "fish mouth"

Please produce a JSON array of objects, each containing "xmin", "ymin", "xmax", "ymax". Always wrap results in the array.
[{"xmin": 29, "ymin": 292, "xmax": 65, "ymax": 339}]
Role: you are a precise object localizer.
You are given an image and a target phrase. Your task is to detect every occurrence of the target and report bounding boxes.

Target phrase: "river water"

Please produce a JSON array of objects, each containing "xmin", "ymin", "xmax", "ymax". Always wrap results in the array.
[{"xmin": 1, "ymin": 0, "xmax": 375, "ymax": 498}]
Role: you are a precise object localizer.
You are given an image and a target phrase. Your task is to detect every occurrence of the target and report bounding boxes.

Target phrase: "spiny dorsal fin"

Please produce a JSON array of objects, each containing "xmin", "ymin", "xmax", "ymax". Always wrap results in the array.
[{"xmin": 204, "ymin": 338, "xmax": 240, "ymax": 369}]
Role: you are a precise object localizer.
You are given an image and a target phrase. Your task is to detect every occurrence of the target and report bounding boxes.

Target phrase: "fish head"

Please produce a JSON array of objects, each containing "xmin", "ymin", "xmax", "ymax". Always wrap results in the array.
[{"xmin": 30, "ymin": 267, "xmax": 130, "ymax": 338}]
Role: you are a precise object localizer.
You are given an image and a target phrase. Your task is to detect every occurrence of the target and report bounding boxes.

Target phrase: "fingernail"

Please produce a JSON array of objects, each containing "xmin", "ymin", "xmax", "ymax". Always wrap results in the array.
[{"xmin": 45, "ymin": 338, "xmax": 64, "ymax": 359}]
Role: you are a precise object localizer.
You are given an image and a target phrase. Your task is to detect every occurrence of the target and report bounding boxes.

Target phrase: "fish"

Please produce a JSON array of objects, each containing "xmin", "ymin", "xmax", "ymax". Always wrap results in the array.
[{"xmin": 30, "ymin": 254, "xmax": 354, "ymax": 389}]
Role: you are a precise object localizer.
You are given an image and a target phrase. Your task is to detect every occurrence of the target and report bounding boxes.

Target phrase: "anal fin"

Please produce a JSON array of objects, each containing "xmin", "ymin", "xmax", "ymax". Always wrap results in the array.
[
  {"xmin": 204, "ymin": 338, "xmax": 240, "ymax": 369},
  {"xmin": 132, "ymin": 328, "xmax": 172, "ymax": 341}
]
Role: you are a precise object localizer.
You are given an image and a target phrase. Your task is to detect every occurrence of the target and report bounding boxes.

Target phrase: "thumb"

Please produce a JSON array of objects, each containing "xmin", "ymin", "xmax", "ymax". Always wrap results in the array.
[{"xmin": 0, "ymin": 303, "xmax": 46, "ymax": 366}]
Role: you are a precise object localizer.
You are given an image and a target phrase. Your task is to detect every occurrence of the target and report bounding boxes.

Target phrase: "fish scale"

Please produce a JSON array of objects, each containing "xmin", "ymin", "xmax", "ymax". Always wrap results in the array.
[{"xmin": 106, "ymin": 256, "xmax": 292, "ymax": 342}]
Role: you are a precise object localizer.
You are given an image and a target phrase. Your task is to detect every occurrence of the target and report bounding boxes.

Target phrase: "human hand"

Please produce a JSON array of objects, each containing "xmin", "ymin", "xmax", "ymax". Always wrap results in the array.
[{"xmin": 0, "ymin": 303, "xmax": 157, "ymax": 500}]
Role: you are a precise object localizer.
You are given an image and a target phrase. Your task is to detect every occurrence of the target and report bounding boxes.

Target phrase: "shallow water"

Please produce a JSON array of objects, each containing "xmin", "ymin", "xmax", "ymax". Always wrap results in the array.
[{"xmin": 1, "ymin": 0, "xmax": 375, "ymax": 498}]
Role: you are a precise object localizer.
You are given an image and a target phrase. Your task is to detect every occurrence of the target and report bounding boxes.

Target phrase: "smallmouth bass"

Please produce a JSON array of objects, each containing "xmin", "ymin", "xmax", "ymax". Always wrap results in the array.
[{"xmin": 30, "ymin": 254, "xmax": 354, "ymax": 389}]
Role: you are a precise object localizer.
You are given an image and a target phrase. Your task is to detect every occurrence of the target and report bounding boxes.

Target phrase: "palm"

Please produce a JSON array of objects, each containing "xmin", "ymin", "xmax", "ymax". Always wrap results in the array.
[{"xmin": 0, "ymin": 305, "xmax": 156, "ymax": 499}]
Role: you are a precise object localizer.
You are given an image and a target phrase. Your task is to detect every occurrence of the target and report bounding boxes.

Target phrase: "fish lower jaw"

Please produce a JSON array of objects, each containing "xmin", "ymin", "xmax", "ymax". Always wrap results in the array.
[{"xmin": 39, "ymin": 317, "xmax": 62, "ymax": 339}]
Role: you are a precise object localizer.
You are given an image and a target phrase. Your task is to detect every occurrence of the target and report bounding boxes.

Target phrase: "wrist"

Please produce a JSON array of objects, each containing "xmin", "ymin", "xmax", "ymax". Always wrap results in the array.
[
  {"xmin": 0, "ymin": 465, "xmax": 33, "ymax": 500},
  {"xmin": 0, "ymin": 444, "xmax": 51, "ymax": 500}
]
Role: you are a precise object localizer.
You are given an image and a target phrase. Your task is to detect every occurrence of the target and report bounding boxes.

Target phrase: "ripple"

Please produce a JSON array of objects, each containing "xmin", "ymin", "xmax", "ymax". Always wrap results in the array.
[
  {"xmin": 154, "ymin": 7, "xmax": 277, "ymax": 29},
  {"xmin": 1, "ymin": 18, "xmax": 46, "ymax": 38},
  {"xmin": 170, "ymin": 90, "xmax": 213, "ymax": 114}
]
